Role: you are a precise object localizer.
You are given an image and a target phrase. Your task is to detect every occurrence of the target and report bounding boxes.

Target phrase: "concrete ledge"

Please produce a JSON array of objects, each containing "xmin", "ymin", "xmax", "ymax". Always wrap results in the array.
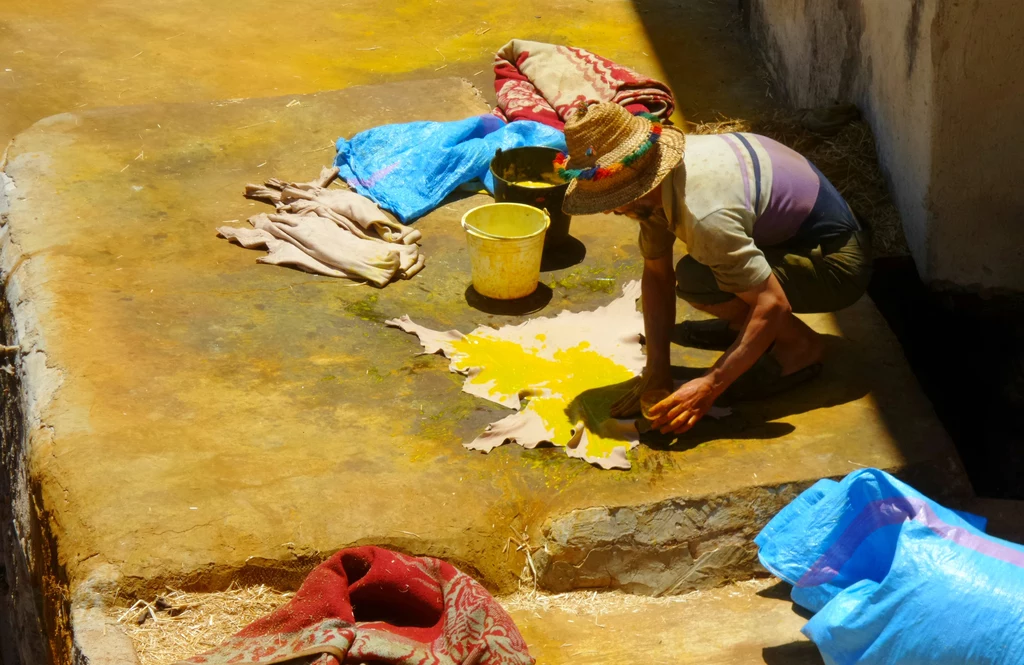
[
  {"xmin": 509, "ymin": 579, "xmax": 818, "ymax": 664},
  {"xmin": 0, "ymin": 78, "xmax": 971, "ymax": 656}
]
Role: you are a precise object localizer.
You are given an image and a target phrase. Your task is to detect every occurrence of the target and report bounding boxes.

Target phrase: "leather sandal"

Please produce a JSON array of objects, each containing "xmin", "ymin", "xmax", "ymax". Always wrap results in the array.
[
  {"xmin": 722, "ymin": 353, "xmax": 823, "ymax": 403},
  {"xmin": 674, "ymin": 319, "xmax": 739, "ymax": 350}
]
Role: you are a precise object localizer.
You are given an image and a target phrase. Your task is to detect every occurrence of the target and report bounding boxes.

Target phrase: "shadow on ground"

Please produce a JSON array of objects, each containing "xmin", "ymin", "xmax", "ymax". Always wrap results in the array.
[
  {"xmin": 465, "ymin": 284, "xmax": 554, "ymax": 315},
  {"xmin": 755, "ymin": 582, "xmax": 822, "ymax": 664},
  {"xmin": 866, "ymin": 258, "xmax": 1024, "ymax": 500},
  {"xmin": 541, "ymin": 236, "xmax": 588, "ymax": 272},
  {"xmin": 762, "ymin": 641, "xmax": 825, "ymax": 665},
  {"xmin": 629, "ymin": 0, "xmax": 776, "ymax": 121},
  {"xmin": 755, "ymin": 580, "xmax": 793, "ymax": 601},
  {"xmin": 564, "ymin": 332, "xmax": 869, "ymax": 455},
  {"xmin": 649, "ymin": 333, "xmax": 867, "ymax": 450}
]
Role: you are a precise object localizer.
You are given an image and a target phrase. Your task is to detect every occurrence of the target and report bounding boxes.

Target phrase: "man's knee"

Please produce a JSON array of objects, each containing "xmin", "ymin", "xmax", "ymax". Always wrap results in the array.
[{"xmin": 675, "ymin": 256, "xmax": 733, "ymax": 305}]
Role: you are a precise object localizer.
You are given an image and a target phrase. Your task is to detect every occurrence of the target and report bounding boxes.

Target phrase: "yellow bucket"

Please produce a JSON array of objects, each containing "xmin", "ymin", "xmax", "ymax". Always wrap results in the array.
[{"xmin": 462, "ymin": 203, "xmax": 550, "ymax": 300}]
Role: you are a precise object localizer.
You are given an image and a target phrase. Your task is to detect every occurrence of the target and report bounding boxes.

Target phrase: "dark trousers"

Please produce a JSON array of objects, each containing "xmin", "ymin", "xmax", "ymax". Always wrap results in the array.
[{"xmin": 675, "ymin": 230, "xmax": 872, "ymax": 314}]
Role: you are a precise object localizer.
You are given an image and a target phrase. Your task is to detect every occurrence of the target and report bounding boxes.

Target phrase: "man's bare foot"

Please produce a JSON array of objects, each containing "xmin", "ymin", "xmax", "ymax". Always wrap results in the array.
[{"xmin": 772, "ymin": 329, "xmax": 825, "ymax": 376}]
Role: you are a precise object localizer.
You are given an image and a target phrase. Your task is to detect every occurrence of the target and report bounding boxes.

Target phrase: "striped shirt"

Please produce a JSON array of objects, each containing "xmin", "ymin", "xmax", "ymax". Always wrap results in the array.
[{"xmin": 639, "ymin": 133, "xmax": 860, "ymax": 292}]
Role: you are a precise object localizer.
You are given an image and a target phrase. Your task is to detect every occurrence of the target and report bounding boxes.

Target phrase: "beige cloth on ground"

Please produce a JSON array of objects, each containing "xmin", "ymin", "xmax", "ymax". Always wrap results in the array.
[{"xmin": 218, "ymin": 167, "xmax": 425, "ymax": 287}]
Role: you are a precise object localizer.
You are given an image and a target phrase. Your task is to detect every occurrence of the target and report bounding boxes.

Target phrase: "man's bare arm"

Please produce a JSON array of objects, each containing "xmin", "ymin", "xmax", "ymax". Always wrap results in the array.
[
  {"xmin": 650, "ymin": 274, "xmax": 793, "ymax": 433},
  {"xmin": 704, "ymin": 273, "xmax": 791, "ymax": 392},
  {"xmin": 609, "ymin": 254, "xmax": 676, "ymax": 417},
  {"xmin": 642, "ymin": 255, "xmax": 676, "ymax": 375}
]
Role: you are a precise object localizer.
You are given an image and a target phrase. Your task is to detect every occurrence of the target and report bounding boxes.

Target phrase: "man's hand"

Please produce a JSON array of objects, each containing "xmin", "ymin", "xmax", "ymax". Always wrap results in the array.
[
  {"xmin": 648, "ymin": 376, "xmax": 720, "ymax": 434},
  {"xmin": 610, "ymin": 367, "xmax": 673, "ymax": 418}
]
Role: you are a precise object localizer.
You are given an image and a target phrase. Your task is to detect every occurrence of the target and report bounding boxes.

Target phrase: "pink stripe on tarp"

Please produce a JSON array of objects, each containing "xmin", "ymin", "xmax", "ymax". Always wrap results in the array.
[
  {"xmin": 348, "ymin": 161, "xmax": 400, "ymax": 189},
  {"xmin": 797, "ymin": 497, "xmax": 1024, "ymax": 588},
  {"xmin": 920, "ymin": 502, "xmax": 1024, "ymax": 568},
  {"xmin": 720, "ymin": 134, "xmax": 752, "ymax": 212}
]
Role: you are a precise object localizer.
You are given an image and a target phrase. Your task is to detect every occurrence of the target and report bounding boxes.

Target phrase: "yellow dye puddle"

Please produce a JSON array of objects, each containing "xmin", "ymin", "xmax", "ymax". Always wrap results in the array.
[
  {"xmin": 512, "ymin": 179, "xmax": 560, "ymax": 189},
  {"xmin": 451, "ymin": 332, "xmax": 635, "ymax": 459}
]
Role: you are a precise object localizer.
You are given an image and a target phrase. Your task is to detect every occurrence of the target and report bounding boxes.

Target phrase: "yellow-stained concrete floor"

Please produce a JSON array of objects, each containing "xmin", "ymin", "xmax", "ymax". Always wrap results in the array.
[
  {"xmin": 509, "ymin": 580, "xmax": 820, "ymax": 665},
  {"xmin": 0, "ymin": 0, "xmax": 768, "ymax": 147},
  {"xmin": 0, "ymin": 1, "xmax": 969, "ymax": 663},
  {"xmin": 5, "ymin": 74, "xmax": 964, "ymax": 611}
]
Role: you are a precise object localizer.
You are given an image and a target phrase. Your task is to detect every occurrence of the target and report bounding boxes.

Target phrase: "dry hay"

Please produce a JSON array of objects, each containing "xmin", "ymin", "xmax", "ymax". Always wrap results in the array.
[
  {"xmin": 107, "ymin": 585, "xmax": 294, "ymax": 665},
  {"xmin": 108, "ymin": 578, "xmax": 778, "ymax": 665},
  {"xmin": 687, "ymin": 111, "xmax": 909, "ymax": 258}
]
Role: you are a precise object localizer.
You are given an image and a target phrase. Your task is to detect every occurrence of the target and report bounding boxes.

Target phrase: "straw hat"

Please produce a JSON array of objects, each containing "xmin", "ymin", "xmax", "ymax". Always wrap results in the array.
[{"xmin": 557, "ymin": 102, "xmax": 685, "ymax": 215}]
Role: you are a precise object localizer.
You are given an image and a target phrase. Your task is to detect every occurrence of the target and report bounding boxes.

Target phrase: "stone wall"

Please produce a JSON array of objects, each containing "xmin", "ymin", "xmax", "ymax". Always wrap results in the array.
[{"xmin": 742, "ymin": 0, "xmax": 1024, "ymax": 291}]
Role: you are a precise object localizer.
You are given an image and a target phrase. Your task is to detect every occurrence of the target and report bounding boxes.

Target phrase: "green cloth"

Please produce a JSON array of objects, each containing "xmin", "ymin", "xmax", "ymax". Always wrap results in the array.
[{"xmin": 675, "ymin": 230, "xmax": 872, "ymax": 313}]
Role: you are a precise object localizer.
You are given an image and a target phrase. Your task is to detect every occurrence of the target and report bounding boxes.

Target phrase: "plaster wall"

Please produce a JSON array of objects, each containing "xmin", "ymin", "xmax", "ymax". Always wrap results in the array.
[{"xmin": 744, "ymin": 0, "xmax": 1023, "ymax": 290}]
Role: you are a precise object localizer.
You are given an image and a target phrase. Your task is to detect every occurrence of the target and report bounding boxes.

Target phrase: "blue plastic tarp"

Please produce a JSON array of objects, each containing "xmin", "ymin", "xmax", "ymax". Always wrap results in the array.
[
  {"xmin": 756, "ymin": 469, "xmax": 1024, "ymax": 665},
  {"xmin": 334, "ymin": 114, "xmax": 566, "ymax": 223}
]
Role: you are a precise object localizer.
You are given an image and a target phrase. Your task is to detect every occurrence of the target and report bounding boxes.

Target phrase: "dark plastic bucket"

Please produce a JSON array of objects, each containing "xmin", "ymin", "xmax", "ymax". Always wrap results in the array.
[{"xmin": 490, "ymin": 147, "xmax": 572, "ymax": 248}]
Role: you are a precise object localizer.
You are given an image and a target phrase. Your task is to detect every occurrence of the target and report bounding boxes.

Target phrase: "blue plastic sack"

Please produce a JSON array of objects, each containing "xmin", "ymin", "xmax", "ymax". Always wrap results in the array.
[
  {"xmin": 334, "ymin": 115, "xmax": 566, "ymax": 223},
  {"xmin": 756, "ymin": 470, "xmax": 987, "ymax": 613},
  {"xmin": 756, "ymin": 469, "xmax": 1024, "ymax": 665},
  {"xmin": 804, "ymin": 520, "xmax": 1024, "ymax": 665}
]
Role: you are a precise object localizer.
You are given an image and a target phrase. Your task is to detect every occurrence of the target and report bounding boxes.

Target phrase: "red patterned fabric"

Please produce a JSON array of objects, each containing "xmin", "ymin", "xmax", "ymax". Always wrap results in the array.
[
  {"xmin": 177, "ymin": 547, "xmax": 533, "ymax": 665},
  {"xmin": 492, "ymin": 39, "xmax": 675, "ymax": 130}
]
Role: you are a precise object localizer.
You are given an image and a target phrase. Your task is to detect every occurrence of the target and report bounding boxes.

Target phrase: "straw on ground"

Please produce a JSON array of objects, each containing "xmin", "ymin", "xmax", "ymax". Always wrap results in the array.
[{"xmin": 108, "ymin": 579, "xmax": 778, "ymax": 665}]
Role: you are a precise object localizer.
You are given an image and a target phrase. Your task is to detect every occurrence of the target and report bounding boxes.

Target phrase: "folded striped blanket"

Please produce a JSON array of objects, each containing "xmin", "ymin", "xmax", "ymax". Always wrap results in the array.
[{"xmin": 492, "ymin": 39, "xmax": 675, "ymax": 130}]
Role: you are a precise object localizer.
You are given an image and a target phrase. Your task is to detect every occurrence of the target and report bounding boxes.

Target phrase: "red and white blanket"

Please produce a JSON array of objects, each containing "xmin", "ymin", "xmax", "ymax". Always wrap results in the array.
[
  {"xmin": 177, "ymin": 547, "xmax": 533, "ymax": 665},
  {"xmin": 492, "ymin": 39, "xmax": 675, "ymax": 130}
]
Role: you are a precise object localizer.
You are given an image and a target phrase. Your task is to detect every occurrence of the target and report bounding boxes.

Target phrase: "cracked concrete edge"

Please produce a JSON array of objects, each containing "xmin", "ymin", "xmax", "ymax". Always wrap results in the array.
[
  {"xmin": 1, "ymin": 168, "xmax": 73, "ymax": 662},
  {"xmin": 108, "ymin": 531, "xmax": 501, "ymax": 602},
  {"xmin": 70, "ymin": 564, "xmax": 140, "ymax": 665},
  {"xmin": 1, "ymin": 168, "xmax": 65, "ymax": 494},
  {"xmin": 0, "ymin": 172, "xmax": 65, "ymax": 430},
  {"xmin": 533, "ymin": 482, "xmax": 813, "ymax": 595}
]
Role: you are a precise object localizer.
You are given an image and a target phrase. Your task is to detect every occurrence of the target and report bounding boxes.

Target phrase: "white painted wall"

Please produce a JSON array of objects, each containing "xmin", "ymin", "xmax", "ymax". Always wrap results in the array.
[{"xmin": 744, "ymin": 0, "xmax": 1024, "ymax": 291}]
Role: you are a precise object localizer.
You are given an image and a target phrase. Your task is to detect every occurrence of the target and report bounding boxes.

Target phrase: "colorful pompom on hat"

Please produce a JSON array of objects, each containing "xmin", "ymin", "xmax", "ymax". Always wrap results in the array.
[{"xmin": 557, "ymin": 102, "xmax": 685, "ymax": 216}]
